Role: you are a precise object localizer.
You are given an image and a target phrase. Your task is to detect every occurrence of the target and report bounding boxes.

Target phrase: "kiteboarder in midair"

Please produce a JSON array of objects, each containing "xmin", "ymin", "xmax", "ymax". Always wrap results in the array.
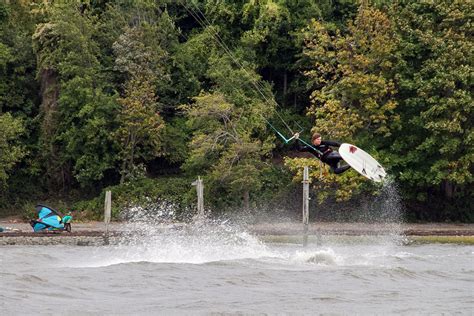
[{"xmin": 294, "ymin": 132, "xmax": 351, "ymax": 174}]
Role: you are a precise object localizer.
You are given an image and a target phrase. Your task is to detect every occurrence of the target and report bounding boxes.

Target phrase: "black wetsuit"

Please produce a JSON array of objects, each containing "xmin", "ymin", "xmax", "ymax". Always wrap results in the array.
[{"xmin": 297, "ymin": 140, "xmax": 351, "ymax": 174}]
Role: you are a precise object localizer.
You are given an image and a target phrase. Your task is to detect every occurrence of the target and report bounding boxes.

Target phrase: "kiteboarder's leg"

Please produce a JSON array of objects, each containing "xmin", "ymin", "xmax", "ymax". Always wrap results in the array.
[
  {"xmin": 325, "ymin": 152, "xmax": 351, "ymax": 174},
  {"xmin": 332, "ymin": 164, "xmax": 351, "ymax": 174}
]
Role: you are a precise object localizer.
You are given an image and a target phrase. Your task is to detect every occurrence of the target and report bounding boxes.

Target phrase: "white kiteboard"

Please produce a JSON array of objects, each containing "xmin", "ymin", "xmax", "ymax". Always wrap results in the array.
[{"xmin": 339, "ymin": 143, "xmax": 387, "ymax": 182}]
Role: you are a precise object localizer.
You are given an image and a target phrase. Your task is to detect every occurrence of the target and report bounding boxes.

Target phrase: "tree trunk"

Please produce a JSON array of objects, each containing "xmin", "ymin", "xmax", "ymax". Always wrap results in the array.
[
  {"xmin": 243, "ymin": 190, "xmax": 250, "ymax": 210},
  {"xmin": 442, "ymin": 180, "xmax": 454, "ymax": 199},
  {"xmin": 120, "ymin": 159, "xmax": 127, "ymax": 184},
  {"xmin": 39, "ymin": 69, "xmax": 58, "ymax": 142},
  {"xmin": 39, "ymin": 68, "xmax": 63, "ymax": 189}
]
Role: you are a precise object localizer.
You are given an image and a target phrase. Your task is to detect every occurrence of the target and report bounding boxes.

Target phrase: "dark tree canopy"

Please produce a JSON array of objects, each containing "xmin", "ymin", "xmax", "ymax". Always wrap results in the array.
[{"xmin": 0, "ymin": 0, "xmax": 472, "ymax": 221}]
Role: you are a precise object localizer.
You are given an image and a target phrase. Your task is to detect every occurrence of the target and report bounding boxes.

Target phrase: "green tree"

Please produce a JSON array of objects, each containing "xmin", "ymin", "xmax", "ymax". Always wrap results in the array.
[
  {"xmin": 113, "ymin": 25, "xmax": 167, "ymax": 183},
  {"xmin": 241, "ymin": 0, "xmax": 321, "ymax": 107},
  {"xmin": 295, "ymin": 4, "xmax": 399, "ymax": 201},
  {"xmin": 183, "ymin": 45, "xmax": 275, "ymax": 209},
  {"xmin": 0, "ymin": 1, "xmax": 46, "ymax": 207},
  {"xmin": 200, "ymin": 0, "xmax": 354, "ymax": 110},
  {"xmin": 96, "ymin": 3, "xmax": 185, "ymax": 168},
  {"xmin": 389, "ymin": 0, "xmax": 473, "ymax": 208},
  {"xmin": 184, "ymin": 92, "xmax": 274, "ymax": 209},
  {"xmin": 303, "ymin": 4, "xmax": 399, "ymax": 141},
  {"xmin": 0, "ymin": 1, "xmax": 39, "ymax": 128},
  {"xmin": 115, "ymin": 75, "xmax": 164, "ymax": 183},
  {"xmin": 0, "ymin": 113, "xmax": 25, "ymax": 187},
  {"xmin": 33, "ymin": 3, "xmax": 118, "ymax": 189}
]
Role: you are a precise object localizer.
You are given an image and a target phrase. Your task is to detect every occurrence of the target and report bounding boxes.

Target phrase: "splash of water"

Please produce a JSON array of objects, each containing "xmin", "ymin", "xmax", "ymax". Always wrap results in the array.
[
  {"xmin": 358, "ymin": 177, "xmax": 406, "ymax": 245},
  {"xmin": 108, "ymin": 203, "xmax": 274, "ymax": 265},
  {"xmin": 85, "ymin": 178, "xmax": 407, "ymax": 268},
  {"xmin": 291, "ymin": 248, "xmax": 341, "ymax": 266},
  {"xmin": 379, "ymin": 178, "xmax": 403, "ymax": 226}
]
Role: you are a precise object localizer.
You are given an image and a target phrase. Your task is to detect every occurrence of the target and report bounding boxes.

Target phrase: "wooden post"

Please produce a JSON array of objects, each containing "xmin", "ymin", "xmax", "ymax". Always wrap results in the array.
[
  {"xmin": 104, "ymin": 190, "xmax": 111, "ymax": 245},
  {"xmin": 302, "ymin": 166, "xmax": 310, "ymax": 247},
  {"xmin": 104, "ymin": 191, "xmax": 111, "ymax": 232},
  {"xmin": 192, "ymin": 177, "xmax": 204, "ymax": 219}
]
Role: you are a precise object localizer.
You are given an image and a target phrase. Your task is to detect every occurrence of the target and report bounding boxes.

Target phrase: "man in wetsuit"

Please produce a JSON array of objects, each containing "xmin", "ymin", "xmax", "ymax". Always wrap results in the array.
[{"xmin": 294, "ymin": 132, "xmax": 351, "ymax": 174}]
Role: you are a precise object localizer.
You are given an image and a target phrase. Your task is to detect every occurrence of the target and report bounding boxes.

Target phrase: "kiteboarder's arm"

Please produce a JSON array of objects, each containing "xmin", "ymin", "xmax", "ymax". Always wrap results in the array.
[
  {"xmin": 322, "ymin": 140, "xmax": 341, "ymax": 147},
  {"xmin": 292, "ymin": 133, "xmax": 310, "ymax": 152},
  {"xmin": 290, "ymin": 133, "xmax": 325, "ymax": 159}
]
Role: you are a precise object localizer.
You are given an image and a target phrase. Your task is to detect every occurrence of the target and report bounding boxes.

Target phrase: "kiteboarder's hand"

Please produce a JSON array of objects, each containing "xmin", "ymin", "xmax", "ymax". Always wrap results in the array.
[{"xmin": 294, "ymin": 132, "xmax": 300, "ymax": 139}]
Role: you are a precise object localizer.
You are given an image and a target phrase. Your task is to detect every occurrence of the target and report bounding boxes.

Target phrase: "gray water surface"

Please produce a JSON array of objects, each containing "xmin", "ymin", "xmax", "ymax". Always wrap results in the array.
[{"xmin": 1, "ymin": 224, "xmax": 473, "ymax": 315}]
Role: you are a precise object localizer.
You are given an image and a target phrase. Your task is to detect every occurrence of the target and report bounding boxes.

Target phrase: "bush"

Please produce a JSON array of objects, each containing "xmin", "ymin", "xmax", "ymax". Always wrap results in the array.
[{"xmin": 72, "ymin": 176, "xmax": 195, "ymax": 220}]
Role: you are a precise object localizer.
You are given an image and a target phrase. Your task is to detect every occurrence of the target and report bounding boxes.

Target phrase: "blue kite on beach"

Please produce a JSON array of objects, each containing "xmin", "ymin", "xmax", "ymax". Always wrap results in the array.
[{"xmin": 30, "ymin": 205, "xmax": 72, "ymax": 232}]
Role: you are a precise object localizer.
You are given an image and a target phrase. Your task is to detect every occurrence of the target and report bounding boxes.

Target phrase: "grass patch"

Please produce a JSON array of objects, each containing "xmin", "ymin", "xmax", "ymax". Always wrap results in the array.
[
  {"xmin": 259, "ymin": 235, "xmax": 474, "ymax": 245},
  {"xmin": 408, "ymin": 236, "xmax": 474, "ymax": 245}
]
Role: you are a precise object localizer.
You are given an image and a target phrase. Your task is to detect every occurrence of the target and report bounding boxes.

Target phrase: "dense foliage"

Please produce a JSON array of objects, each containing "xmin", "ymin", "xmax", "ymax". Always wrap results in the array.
[{"xmin": 0, "ymin": 0, "xmax": 472, "ymax": 221}]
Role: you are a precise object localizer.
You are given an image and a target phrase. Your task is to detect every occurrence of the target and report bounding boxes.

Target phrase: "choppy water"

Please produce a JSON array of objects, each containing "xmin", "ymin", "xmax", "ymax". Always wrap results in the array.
[{"xmin": 1, "ymin": 221, "xmax": 473, "ymax": 315}]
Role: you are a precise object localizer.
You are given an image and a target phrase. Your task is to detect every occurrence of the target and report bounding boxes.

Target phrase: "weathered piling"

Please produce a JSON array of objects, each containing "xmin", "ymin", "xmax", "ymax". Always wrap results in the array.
[{"xmin": 302, "ymin": 166, "xmax": 310, "ymax": 247}]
